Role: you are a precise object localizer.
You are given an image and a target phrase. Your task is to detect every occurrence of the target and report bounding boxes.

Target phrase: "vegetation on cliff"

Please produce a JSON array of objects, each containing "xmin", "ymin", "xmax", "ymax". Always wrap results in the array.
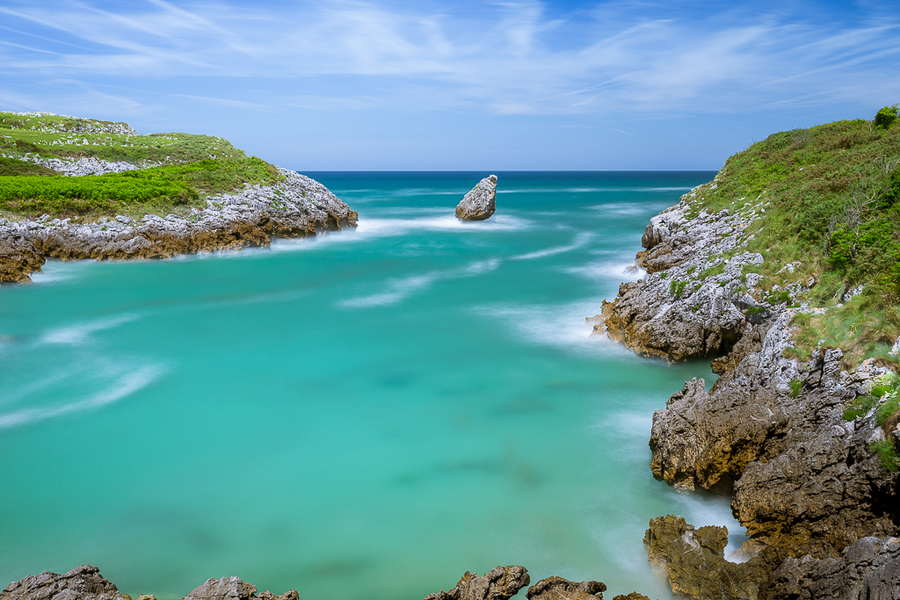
[
  {"xmin": 0, "ymin": 111, "xmax": 280, "ymax": 219},
  {"xmin": 685, "ymin": 106, "xmax": 900, "ymax": 368}
]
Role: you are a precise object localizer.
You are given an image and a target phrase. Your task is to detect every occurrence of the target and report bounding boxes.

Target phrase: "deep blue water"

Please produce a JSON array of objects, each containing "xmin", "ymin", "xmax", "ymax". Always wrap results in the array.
[{"xmin": 0, "ymin": 171, "xmax": 743, "ymax": 600}]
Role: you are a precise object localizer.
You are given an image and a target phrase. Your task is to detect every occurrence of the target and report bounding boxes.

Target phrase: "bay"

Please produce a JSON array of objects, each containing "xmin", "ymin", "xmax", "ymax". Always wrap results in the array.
[{"xmin": 0, "ymin": 171, "xmax": 739, "ymax": 600}]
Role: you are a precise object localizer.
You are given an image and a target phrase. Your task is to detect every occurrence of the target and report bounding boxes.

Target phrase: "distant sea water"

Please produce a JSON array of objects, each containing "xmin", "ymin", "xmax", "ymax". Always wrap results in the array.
[{"xmin": 0, "ymin": 171, "xmax": 743, "ymax": 600}]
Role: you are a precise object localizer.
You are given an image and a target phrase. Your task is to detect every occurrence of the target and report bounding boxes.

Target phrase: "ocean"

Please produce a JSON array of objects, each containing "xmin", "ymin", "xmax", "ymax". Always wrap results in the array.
[{"xmin": 0, "ymin": 171, "xmax": 742, "ymax": 600}]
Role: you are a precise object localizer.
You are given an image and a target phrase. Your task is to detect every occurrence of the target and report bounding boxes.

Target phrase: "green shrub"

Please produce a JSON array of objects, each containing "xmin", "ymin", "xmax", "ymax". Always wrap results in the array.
[
  {"xmin": 874, "ymin": 105, "xmax": 898, "ymax": 131},
  {"xmin": 869, "ymin": 440, "xmax": 899, "ymax": 472},
  {"xmin": 789, "ymin": 379, "xmax": 803, "ymax": 398},
  {"xmin": 843, "ymin": 394, "xmax": 878, "ymax": 421},
  {"xmin": 670, "ymin": 280, "xmax": 688, "ymax": 299}
]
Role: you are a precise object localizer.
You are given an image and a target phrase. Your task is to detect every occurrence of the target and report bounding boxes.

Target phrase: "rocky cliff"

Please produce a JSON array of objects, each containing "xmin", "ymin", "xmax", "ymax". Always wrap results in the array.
[
  {"xmin": 596, "ymin": 168, "xmax": 900, "ymax": 597},
  {"xmin": 0, "ymin": 112, "xmax": 358, "ymax": 283},
  {"xmin": 0, "ymin": 167, "xmax": 357, "ymax": 283}
]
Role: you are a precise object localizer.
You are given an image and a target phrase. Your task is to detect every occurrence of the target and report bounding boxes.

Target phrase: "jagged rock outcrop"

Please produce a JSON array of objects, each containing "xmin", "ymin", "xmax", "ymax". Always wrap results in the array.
[
  {"xmin": 0, "ymin": 569, "xmax": 297, "ymax": 600},
  {"xmin": 455, "ymin": 175, "xmax": 497, "ymax": 221},
  {"xmin": 0, "ymin": 226, "xmax": 46, "ymax": 282},
  {"xmin": 644, "ymin": 515, "xmax": 776, "ymax": 600},
  {"xmin": 593, "ymin": 189, "xmax": 784, "ymax": 361},
  {"xmin": 0, "ymin": 565, "xmax": 127, "ymax": 600},
  {"xmin": 597, "ymin": 177, "xmax": 900, "ymax": 599},
  {"xmin": 0, "ymin": 169, "xmax": 358, "ymax": 283},
  {"xmin": 424, "ymin": 566, "xmax": 530, "ymax": 600},
  {"xmin": 525, "ymin": 577, "xmax": 606, "ymax": 600},
  {"xmin": 182, "ymin": 577, "xmax": 296, "ymax": 600},
  {"xmin": 761, "ymin": 536, "xmax": 900, "ymax": 600},
  {"xmin": 649, "ymin": 313, "xmax": 899, "ymax": 559}
]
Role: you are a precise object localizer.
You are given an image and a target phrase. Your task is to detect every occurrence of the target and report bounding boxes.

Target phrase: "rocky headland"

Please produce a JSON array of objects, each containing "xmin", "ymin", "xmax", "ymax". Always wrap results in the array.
[
  {"xmin": 0, "ymin": 112, "xmax": 358, "ymax": 283},
  {"xmin": 594, "ymin": 112, "xmax": 900, "ymax": 599}
]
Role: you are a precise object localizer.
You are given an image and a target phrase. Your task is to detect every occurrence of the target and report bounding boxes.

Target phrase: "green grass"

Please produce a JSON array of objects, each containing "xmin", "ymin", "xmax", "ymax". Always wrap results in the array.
[
  {"xmin": 0, "ymin": 156, "xmax": 57, "ymax": 176},
  {"xmin": 869, "ymin": 440, "xmax": 899, "ymax": 472},
  {"xmin": 687, "ymin": 107, "xmax": 900, "ymax": 366},
  {"xmin": 0, "ymin": 112, "xmax": 282, "ymax": 219}
]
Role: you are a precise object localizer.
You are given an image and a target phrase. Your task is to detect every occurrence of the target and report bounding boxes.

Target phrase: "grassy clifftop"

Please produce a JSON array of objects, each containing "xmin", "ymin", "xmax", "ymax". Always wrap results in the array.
[
  {"xmin": 686, "ymin": 106, "xmax": 900, "ymax": 367},
  {"xmin": 0, "ymin": 111, "xmax": 280, "ymax": 219}
]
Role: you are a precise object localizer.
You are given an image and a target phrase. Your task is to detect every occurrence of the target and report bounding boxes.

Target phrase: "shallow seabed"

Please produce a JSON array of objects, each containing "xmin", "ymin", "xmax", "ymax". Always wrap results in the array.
[{"xmin": 0, "ymin": 171, "xmax": 740, "ymax": 600}]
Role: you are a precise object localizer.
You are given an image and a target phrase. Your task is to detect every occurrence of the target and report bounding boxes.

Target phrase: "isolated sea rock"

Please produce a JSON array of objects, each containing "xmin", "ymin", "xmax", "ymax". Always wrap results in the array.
[
  {"xmin": 525, "ymin": 576, "xmax": 606, "ymax": 600},
  {"xmin": 762, "ymin": 536, "xmax": 900, "ymax": 600},
  {"xmin": 644, "ymin": 515, "xmax": 775, "ymax": 600},
  {"xmin": 0, "ymin": 564, "xmax": 127, "ymax": 600},
  {"xmin": 455, "ymin": 175, "xmax": 497, "ymax": 221},
  {"xmin": 0, "ymin": 169, "xmax": 358, "ymax": 283},
  {"xmin": 424, "ymin": 566, "xmax": 530, "ymax": 600}
]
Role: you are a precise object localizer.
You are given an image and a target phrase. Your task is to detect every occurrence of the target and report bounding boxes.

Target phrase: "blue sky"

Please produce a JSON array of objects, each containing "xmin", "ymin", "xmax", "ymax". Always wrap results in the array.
[{"xmin": 1, "ymin": 0, "xmax": 898, "ymax": 170}]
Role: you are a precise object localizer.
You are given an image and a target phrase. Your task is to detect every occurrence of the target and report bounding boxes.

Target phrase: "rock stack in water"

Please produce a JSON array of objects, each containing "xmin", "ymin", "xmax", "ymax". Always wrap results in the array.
[{"xmin": 455, "ymin": 175, "xmax": 497, "ymax": 221}]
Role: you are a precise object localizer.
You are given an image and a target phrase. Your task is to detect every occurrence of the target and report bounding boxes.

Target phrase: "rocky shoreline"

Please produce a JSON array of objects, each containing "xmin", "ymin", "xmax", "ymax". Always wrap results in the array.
[
  {"xmin": 596, "ymin": 183, "xmax": 900, "ymax": 599},
  {"xmin": 0, "ymin": 158, "xmax": 357, "ymax": 284}
]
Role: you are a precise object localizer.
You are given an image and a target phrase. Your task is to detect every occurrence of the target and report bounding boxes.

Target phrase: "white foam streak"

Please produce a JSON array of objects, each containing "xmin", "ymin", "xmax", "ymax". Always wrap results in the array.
[
  {"xmin": 565, "ymin": 260, "xmax": 646, "ymax": 282},
  {"xmin": 512, "ymin": 232, "xmax": 592, "ymax": 261},
  {"xmin": 41, "ymin": 314, "xmax": 139, "ymax": 345},
  {"xmin": 473, "ymin": 299, "xmax": 625, "ymax": 357},
  {"xmin": 0, "ymin": 365, "xmax": 163, "ymax": 430},
  {"xmin": 340, "ymin": 259, "xmax": 501, "ymax": 308}
]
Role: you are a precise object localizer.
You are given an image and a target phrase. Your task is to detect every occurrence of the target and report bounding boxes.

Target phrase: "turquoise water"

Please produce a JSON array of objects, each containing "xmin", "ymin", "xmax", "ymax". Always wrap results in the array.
[{"xmin": 0, "ymin": 172, "xmax": 738, "ymax": 600}]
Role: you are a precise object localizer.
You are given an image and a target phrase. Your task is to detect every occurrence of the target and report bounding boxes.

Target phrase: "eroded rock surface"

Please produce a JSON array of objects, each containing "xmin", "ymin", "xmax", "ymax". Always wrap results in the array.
[
  {"xmin": 0, "ymin": 169, "xmax": 358, "ymax": 283},
  {"xmin": 424, "ymin": 566, "xmax": 530, "ymax": 600},
  {"xmin": 644, "ymin": 515, "xmax": 775, "ymax": 600},
  {"xmin": 455, "ymin": 175, "xmax": 497, "ymax": 221},
  {"xmin": 762, "ymin": 536, "xmax": 900, "ymax": 600},
  {"xmin": 182, "ymin": 577, "xmax": 297, "ymax": 600},
  {"xmin": 525, "ymin": 576, "xmax": 606, "ymax": 600},
  {"xmin": 0, "ymin": 565, "xmax": 127, "ymax": 600}
]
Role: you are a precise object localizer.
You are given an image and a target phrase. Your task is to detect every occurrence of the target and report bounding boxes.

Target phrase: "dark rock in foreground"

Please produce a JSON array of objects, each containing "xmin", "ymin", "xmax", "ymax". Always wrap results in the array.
[
  {"xmin": 0, "ymin": 567, "xmax": 297, "ymax": 600},
  {"xmin": 424, "ymin": 566, "xmax": 530, "ymax": 600},
  {"xmin": 0, "ymin": 565, "xmax": 126, "ymax": 600},
  {"xmin": 644, "ymin": 515, "xmax": 775, "ymax": 600},
  {"xmin": 455, "ymin": 175, "xmax": 497, "ymax": 221},
  {"xmin": 525, "ymin": 576, "xmax": 606, "ymax": 600},
  {"xmin": 762, "ymin": 536, "xmax": 900, "ymax": 600}
]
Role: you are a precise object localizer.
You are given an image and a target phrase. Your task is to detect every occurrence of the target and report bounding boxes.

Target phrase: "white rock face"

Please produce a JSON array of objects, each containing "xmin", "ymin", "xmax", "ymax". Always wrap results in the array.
[{"xmin": 455, "ymin": 175, "xmax": 497, "ymax": 221}]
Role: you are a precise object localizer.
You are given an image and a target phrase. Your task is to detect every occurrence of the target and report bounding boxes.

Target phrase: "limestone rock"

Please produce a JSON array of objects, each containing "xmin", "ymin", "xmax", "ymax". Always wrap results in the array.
[
  {"xmin": 455, "ymin": 175, "xmax": 497, "ymax": 221},
  {"xmin": 525, "ymin": 576, "xmax": 606, "ymax": 600},
  {"xmin": 761, "ymin": 536, "xmax": 900, "ymax": 600},
  {"xmin": 643, "ymin": 515, "xmax": 776, "ymax": 600},
  {"xmin": 0, "ymin": 564, "xmax": 127, "ymax": 600},
  {"xmin": 0, "ymin": 224, "xmax": 45, "ymax": 283},
  {"xmin": 180, "ymin": 577, "xmax": 296, "ymax": 600},
  {"xmin": 182, "ymin": 578, "xmax": 258, "ymax": 600},
  {"xmin": 610, "ymin": 595, "xmax": 651, "ymax": 600},
  {"xmin": 424, "ymin": 566, "xmax": 530, "ymax": 600},
  {"xmin": 0, "ymin": 168, "xmax": 358, "ymax": 282}
]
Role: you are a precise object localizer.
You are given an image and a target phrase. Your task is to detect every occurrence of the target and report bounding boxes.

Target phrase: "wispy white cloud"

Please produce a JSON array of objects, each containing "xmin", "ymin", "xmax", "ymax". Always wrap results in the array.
[{"xmin": 0, "ymin": 0, "xmax": 898, "ymax": 118}]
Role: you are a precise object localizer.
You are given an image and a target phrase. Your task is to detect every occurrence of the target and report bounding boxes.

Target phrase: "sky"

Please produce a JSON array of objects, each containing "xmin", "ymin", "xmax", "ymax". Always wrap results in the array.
[{"xmin": 1, "ymin": 0, "xmax": 899, "ymax": 171}]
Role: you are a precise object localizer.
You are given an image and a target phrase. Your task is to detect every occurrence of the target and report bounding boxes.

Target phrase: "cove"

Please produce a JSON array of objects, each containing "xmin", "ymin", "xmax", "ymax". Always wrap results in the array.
[{"xmin": 0, "ymin": 171, "xmax": 739, "ymax": 600}]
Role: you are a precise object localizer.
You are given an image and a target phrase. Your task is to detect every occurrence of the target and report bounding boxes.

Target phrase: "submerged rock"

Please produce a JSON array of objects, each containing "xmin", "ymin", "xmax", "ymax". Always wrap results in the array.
[
  {"xmin": 455, "ymin": 175, "xmax": 497, "ymax": 221},
  {"xmin": 424, "ymin": 566, "xmax": 530, "ymax": 600},
  {"xmin": 0, "ymin": 564, "xmax": 127, "ymax": 600}
]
